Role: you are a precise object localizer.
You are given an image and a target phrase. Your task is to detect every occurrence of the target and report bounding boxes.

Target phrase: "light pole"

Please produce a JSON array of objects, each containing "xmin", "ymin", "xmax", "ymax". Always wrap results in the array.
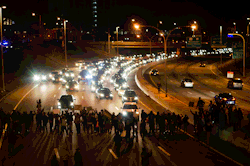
[
  {"xmin": 228, "ymin": 33, "xmax": 246, "ymax": 77},
  {"xmin": 0, "ymin": 6, "xmax": 6, "ymax": 92},
  {"xmin": 64, "ymin": 19, "xmax": 68, "ymax": 68},
  {"xmin": 116, "ymin": 26, "xmax": 119, "ymax": 56},
  {"xmin": 134, "ymin": 23, "xmax": 167, "ymax": 96}
]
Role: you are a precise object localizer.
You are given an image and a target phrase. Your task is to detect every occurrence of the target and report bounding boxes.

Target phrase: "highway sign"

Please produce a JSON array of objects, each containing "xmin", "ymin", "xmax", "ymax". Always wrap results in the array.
[
  {"xmin": 233, "ymin": 42, "xmax": 243, "ymax": 59},
  {"xmin": 186, "ymin": 36, "xmax": 201, "ymax": 48},
  {"xmin": 227, "ymin": 71, "xmax": 234, "ymax": 78},
  {"xmin": 211, "ymin": 36, "xmax": 227, "ymax": 48}
]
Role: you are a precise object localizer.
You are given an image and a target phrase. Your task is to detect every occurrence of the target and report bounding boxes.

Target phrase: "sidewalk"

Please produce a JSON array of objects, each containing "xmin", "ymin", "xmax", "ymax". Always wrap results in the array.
[{"xmin": 135, "ymin": 60, "xmax": 250, "ymax": 156}]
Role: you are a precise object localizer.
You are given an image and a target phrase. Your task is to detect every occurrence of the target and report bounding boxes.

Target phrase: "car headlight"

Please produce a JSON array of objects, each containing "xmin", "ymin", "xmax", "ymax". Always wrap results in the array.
[
  {"xmin": 122, "ymin": 111, "xmax": 127, "ymax": 116},
  {"xmin": 134, "ymin": 97, "xmax": 138, "ymax": 100},
  {"xmin": 123, "ymin": 97, "xmax": 127, "ymax": 100},
  {"xmin": 70, "ymin": 102, "xmax": 74, "ymax": 106},
  {"xmin": 66, "ymin": 85, "xmax": 69, "ymax": 88},
  {"xmin": 58, "ymin": 102, "xmax": 61, "ymax": 105},
  {"xmin": 86, "ymin": 75, "xmax": 92, "ymax": 79},
  {"xmin": 34, "ymin": 75, "xmax": 40, "ymax": 81},
  {"xmin": 100, "ymin": 94, "xmax": 104, "ymax": 97}
]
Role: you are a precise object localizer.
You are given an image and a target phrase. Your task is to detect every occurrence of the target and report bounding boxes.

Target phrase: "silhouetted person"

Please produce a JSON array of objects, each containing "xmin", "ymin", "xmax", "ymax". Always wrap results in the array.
[
  {"xmin": 74, "ymin": 148, "xmax": 83, "ymax": 166},
  {"xmin": 114, "ymin": 132, "xmax": 122, "ymax": 157}
]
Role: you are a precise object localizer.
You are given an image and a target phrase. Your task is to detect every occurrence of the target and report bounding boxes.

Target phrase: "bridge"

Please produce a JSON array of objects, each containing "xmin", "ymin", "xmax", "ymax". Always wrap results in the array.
[{"xmin": 111, "ymin": 41, "xmax": 178, "ymax": 48}]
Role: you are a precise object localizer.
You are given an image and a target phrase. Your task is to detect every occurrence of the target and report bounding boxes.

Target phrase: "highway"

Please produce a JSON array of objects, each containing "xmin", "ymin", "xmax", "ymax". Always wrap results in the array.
[{"xmin": 0, "ymin": 56, "xmax": 248, "ymax": 166}]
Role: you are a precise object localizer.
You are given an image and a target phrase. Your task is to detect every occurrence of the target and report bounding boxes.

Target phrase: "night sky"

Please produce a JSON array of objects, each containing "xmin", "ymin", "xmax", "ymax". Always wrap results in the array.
[{"xmin": 2, "ymin": 0, "xmax": 248, "ymax": 35}]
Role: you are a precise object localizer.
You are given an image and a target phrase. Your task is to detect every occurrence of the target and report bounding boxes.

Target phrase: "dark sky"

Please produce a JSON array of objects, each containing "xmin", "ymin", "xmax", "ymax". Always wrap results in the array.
[{"xmin": 3, "ymin": 0, "xmax": 248, "ymax": 35}]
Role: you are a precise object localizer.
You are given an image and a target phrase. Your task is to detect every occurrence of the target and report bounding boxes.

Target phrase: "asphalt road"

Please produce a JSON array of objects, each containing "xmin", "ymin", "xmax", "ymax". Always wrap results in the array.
[{"xmin": 0, "ymin": 58, "xmax": 247, "ymax": 166}]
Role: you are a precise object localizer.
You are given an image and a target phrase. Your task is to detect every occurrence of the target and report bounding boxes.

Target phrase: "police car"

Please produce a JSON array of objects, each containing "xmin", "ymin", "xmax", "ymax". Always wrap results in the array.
[
  {"xmin": 214, "ymin": 93, "xmax": 236, "ymax": 105},
  {"xmin": 121, "ymin": 102, "xmax": 140, "ymax": 120},
  {"xmin": 227, "ymin": 78, "xmax": 243, "ymax": 89}
]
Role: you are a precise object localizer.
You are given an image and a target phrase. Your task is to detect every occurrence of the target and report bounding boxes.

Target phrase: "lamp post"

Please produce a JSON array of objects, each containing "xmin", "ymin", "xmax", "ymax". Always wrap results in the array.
[
  {"xmin": 116, "ymin": 26, "xmax": 119, "ymax": 56},
  {"xmin": 136, "ymin": 34, "xmax": 157, "ymax": 55},
  {"xmin": 228, "ymin": 33, "xmax": 246, "ymax": 77},
  {"xmin": 0, "ymin": 6, "xmax": 6, "ymax": 92},
  {"xmin": 32, "ymin": 12, "xmax": 42, "ymax": 37},
  {"xmin": 134, "ymin": 23, "xmax": 167, "ymax": 96},
  {"xmin": 64, "ymin": 19, "xmax": 68, "ymax": 68}
]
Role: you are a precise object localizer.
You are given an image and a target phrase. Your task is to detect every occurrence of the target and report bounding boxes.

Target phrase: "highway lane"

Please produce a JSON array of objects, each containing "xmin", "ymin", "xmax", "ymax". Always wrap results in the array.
[
  {"xmin": 148, "ymin": 57, "xmax": 250, "ymax": 114},
  {"xmin": 1, "ymin": 58, "xmax": 246, "ymax": 166}
]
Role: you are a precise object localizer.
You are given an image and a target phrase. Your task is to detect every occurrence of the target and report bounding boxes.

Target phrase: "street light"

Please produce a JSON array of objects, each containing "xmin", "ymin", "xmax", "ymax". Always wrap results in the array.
[
  {"xmin": 116, "ymin": 26, "xmax": 120, "ymax": 56},
  {"xmin": 133, "ymin": 23, "xmax": 168, "ymax": 96},
  {"xmin": 0, "ymin": 6, "xmax": 6, "ymax": 91},
  {"xmin": 228, "ymin": 33, "xmax": 246, "ymax": 77}
]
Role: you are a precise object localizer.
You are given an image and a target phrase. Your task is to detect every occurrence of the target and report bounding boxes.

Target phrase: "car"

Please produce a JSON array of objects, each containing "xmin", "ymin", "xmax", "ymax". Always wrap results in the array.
[
  {"xmin": 78, "ymin": 70, "xmax": 92, "ymax": 83},
  {"xmin": 150, "ymin": 69, "xmax": 159, "ymax": 76},
  {"xmin": 117, "ymin": 87, "xmax": 130, "ymax": 97},
  {"xmin": 200, "ymin": 62, "xmax": 206, "ymax": 67},
  {"xmin": 121, "ymin": 102, "xmax": 140, "ymax": 120},
  {"xmin": 122, "ymin": 90, "xmax": 138, "ymax": 103},
  {"xmin": 59, "ymin": 68, "xmax": 69, "ymax": 76},
  {"xmin": 65, "ymin": 71, "xmax": 74, "ymax": 78},
  {"xmin": 66, "ymin": 80, "xmax": 79, "ymax": 91},
  {"xmin": 52, "ymin": 74, "xmax": 62, "ymax": 83},
  {"xmin": 57, "ymin": 95, "xmax": 75, "ymax": 110},
  {"xmin": 227, "ymin": 78, "xmax": 243, "ymax": 89},
  {"xmin": 214, "ymin": 93, "xmax": 236, "ymax": 105},
  {"xmin": 96, "ymin": 88, "xmax": 113, "ymax": 99},
  {"xmin": 91, "ymin": 82, "xmax": 103, "ymax": 92},
  {"xmin": 114, "ymin": 78, "xmax": 127, "ymax": 90},
  {"xmin": 49, "ymin": 71, "xmax": 59, "ymax": 80},
  {"xmin": 181, "ymin": 78, "xmax": 193, "ymax": 88}
]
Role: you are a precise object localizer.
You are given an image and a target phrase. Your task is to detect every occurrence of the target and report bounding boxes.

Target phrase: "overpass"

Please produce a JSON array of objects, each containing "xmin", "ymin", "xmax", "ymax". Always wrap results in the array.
[{"xmin": 111, "ymin": 41, "xmax": 177, "ymax": 48}]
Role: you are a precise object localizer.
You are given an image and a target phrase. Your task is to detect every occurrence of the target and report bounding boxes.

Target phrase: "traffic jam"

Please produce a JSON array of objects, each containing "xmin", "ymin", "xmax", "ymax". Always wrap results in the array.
[{"xmin": 32, "ymin": 53, "xmax": 242, "ymax": 116}]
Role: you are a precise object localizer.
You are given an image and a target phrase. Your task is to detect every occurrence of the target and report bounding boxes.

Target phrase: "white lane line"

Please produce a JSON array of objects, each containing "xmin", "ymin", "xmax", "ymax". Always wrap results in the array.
[
  {"xmin": 109, "ymin": 149, "xmax": 118, "ymax": 159},
  {"xmin": 158, "ymin": 146, "xmax": 171, "ymax": 156},
  {"xmin": 115, "ymin": 106, "xmax": 119, "ymax": 110},
  {"xmin": 14, "ymin": 84, "xmax": 39, "ymax": 110}
]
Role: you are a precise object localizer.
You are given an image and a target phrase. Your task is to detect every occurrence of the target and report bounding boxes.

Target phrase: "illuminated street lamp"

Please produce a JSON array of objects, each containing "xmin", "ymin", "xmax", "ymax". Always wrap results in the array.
[
  {"xmin": 0, "ymin": 6, "xmax": 6, "ymax": 91},
  {"xmin": 116, "ymin": 26, "xmax": 120, "ymax": 56},
  {"xmin": 228, "ymin": 33, "xmax": 246, "ymax": 77}
]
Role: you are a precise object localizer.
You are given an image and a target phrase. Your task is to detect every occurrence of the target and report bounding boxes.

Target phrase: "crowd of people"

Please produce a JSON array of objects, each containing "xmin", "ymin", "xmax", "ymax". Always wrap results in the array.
[{"xmin": 1, "ymin": 97, "xmax": 250, "ymax": 165}]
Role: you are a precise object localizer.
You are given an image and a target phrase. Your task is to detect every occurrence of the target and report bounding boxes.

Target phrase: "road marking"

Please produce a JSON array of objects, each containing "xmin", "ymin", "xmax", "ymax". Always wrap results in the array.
[
  {"xmin": 54, "ymin": 148, "xmax": 60, "ymax": 160},
  {"xmin": 158, "ymin": 146, "xmax": 171, "ymax": 156},
  {"xmin": 0, "ymin": 123, "xmax": 7, "ymax": 149},
  {"xmin": 54, "ymin": 95, "xmax": 56, "ymax": 97},
  {"xmin": 109, "ymin": 149, "xmax": 118, "ymax": 159},
  {"xmin": 14, "ymin": 84, "xmax": 39, "ymax": 110},
  {"xmin": 115, "ymin": 106, "xmax": 119, "ymax": 110}
]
